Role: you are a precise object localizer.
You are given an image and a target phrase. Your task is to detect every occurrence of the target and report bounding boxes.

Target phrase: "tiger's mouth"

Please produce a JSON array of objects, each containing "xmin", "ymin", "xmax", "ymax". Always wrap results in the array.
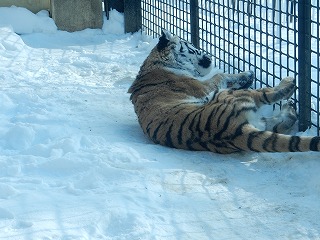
[{"xmin": 198, "ymin": 55, "xmax": 212, "ymax": 68}]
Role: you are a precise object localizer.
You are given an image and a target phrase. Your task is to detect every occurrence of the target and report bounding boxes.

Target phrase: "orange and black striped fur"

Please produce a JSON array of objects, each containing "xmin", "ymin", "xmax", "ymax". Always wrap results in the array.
[{"xmin": 128, "ymin": 30, "xmax": 320, "ymax": 153}]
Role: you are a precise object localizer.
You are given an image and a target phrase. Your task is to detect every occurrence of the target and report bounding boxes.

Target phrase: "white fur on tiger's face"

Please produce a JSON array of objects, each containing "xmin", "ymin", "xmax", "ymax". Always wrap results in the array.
[
  {"xmin": 140, "ymin": 30, "xmax": 213, "ymax": 78},
  {"xmin": 162, "ymin": 32, "xmax": 213, "ymax": 77},
  {"xmin": 128, "ymin": 30, "xmax": 320, "ymax": 154}
]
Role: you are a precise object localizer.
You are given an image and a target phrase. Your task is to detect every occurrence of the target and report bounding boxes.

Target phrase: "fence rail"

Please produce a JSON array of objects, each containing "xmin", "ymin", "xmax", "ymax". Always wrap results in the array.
[{"xmin": 127, "ymin": 0, "xmax": 320, "ymax": 134}]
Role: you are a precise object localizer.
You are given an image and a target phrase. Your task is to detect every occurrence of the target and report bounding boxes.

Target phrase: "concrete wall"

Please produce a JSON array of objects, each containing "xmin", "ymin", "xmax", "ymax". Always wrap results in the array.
[
  {"xmin": 51, "ymin": 0, "xmax": 103, "ymax": 32},
  {"xmin": 0, "ymin": 0, "xmax": 50, "ymax": 13}
]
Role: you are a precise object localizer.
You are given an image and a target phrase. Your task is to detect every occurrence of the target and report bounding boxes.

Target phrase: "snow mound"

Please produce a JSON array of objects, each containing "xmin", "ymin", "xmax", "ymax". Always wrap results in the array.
[
  {"xmin": 0, "ymin": 6, "xmax": 57, "ymax": 34},
  {"xmin": 0, "ymin": 26, "xmax": 26, "ymax": 51},
  {"xmin": 103, "ymin": 9, "xmax": 125, "ymax": 34}
]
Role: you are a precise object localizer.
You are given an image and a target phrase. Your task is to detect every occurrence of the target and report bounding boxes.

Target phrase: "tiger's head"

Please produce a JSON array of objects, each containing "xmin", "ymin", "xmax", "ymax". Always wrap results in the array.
[{"xmin": 140, "ymin": 30, "xmax": 213, "ymax": 77}]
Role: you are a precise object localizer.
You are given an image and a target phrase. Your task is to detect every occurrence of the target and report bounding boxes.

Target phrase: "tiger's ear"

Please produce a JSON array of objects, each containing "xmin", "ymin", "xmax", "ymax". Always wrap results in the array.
[{"xmin": 157, "ymin": 29, "xmax": 172, "ymax": 51}]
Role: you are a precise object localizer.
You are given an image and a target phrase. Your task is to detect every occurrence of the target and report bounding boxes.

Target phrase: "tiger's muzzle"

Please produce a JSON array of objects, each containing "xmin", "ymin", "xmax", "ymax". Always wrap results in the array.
[{"xmin": 198, "ymin": 54, "xmax": 212, "ymax": 68}]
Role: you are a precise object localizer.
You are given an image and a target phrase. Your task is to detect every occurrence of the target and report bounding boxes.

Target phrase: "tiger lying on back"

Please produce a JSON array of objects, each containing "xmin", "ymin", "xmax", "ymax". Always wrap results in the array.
[{"xmin": 128, "ymin": 30, "xmax": 320, "ymax": 153}]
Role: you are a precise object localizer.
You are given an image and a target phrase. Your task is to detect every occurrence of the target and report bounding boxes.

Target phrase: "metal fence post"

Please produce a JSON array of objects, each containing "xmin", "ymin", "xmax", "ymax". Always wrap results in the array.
[
  {"xmin": 124, "ymin": 0, "xmax": 142, "ymax": 33},
  {"xmin": 298, "ymin": 0, "xmax": 311, "ymax": 131},
  {"xmin": 190, "ymin": 0, "xmax": 199, "ymax": 48}
]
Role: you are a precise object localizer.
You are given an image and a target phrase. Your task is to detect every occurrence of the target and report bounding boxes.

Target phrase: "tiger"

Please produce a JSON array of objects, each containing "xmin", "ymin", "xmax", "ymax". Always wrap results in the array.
[{"xmin": 128, "ymin": 30, "xmax": 320, "ymax": 154}]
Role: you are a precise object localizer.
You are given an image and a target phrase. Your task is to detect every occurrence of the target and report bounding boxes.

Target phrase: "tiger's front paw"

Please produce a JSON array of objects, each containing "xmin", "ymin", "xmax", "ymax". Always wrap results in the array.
[
  {"xmin": 276, "ymin": 77, "xmax": 296, "ymax": 99},
  {"xmin": 226, "ymin": 70, "xmax": 254, "ymax": 89},
  {"xmin": 239, "ymin": 70, "xmax": 254, "ymax": 89}
]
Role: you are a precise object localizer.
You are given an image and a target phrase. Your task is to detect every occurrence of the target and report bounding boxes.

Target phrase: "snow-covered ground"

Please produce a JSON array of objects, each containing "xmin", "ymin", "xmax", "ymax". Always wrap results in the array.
[{"xmin": 0, "ymin": 6, "xmax": 320, "ymax": 240}]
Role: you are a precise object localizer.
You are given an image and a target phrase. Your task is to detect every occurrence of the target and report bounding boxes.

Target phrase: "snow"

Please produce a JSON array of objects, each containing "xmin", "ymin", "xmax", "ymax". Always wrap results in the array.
[
  {"xmin": 0, "ymin": 6, "xmax": 320, "ymax": 240},
  {"xmin": 0, "ymin": 7, "xmax": 56, "ymax": 34}
]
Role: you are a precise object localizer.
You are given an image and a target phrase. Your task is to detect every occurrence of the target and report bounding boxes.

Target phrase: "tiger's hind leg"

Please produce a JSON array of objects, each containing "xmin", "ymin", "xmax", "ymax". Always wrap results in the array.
[
  {"xmin": 262, "ymin": 101, "xmax": 298, "ymax": 134},
  {"xmin": 252, "ymin": 77, "xmax": 296, "ymax": 107}
]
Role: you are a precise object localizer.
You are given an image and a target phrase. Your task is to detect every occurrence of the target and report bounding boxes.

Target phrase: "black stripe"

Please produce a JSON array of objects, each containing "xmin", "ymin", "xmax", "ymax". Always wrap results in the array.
[
  {"xmin": 165, "ymin": 124, "xmax": 174, "ymax": 147},
  {"xmin": 272, "ymin": 122, "xmax": 282, "ymax": 133},
  {"xmin": 130, "ymin": 88, "xmax": 156, "ymax": 102},
  {"xmin": 185, "ymin": 42, "xmax": 197, "ymax": 54},
  {"xmin": 177, "ymin": 116, "xmax": 190, "ymax": 145},
  {"xmin": 188, "ymin": 108, "xmax": 204, "ymax": 135},
  {"xmin": 215, "ymin": 149, "xmax": 223, "ymax": 154},
  {"xmin": 289, "ymin": 136, "xmax": 301, "ymax": 152},
  {"xmin": 204, "ymin": 104, "xmax": 221, "ymax": 131},
  {"xmin": 152, "ymin": 117, "xmax": 170, "ymax": 142},
  {"xmin": 310, "ymin": 137, "xmax": 320, "ymax": 151},
  {"xmin": 209, "ymin": 140, "xmax": 228, "ymax": 150},
  {"xmin": 186, "ymin": 139, "xmax": 196, "ymax": 150},
  {"xmin": 150, "ymin": 103, "xmax": 187, "ymax": 143},
  {"xmin": 198, "ymin": 141, "xmax": 211, "ymax": 151},
  {"xmin": 151, "ymin": 124, "xmax": 162, "ymax": 143},
  {"xmin": 271, "ymin": 133, "xmax": 278, "ymax": 151},
  {"xmin": 262, "ymin": 133, "xmax": 277, "ymax": 152},
  {"xmin": 262, "ymin": 91, "xmax": 271, "ymax": 104},
  {"xmin": 227, "ymin": 142, "xmax": 243, "ymax": 152},
  {"xmin": 177, "ymin": 108, "xmax": 200, "ymax": 145},
  {"xmin": 195, "ymin": 109, "xmax": 203, "ymax": 137},
  {"xmin": 146, "ymin": 120, "xmax": 154, "ymax": 135},
  {"xmin": 232, "ymin": 122, "xmax": 248, "ymax": 139},
  {"xmin": 214, "ymin": 106, "xmax": 236, "ymax": 140},
  {"xmin": 213, "ymin": 91, "xmax": 224, "ymax": 103},
  {"xmin": 216, "ymin": 106, "xmax": 228, "ymax": 128},
  {"xmin": 235, "ymin": 106, "xmax": 257, "ymax": 117},
  {"xmin": 131, "ymin": 80, "xmax": 173, "ymax": 97},
  {"xmin": 247, "ymin": 131, "xmax": 265, "ymax": 151},
  {"xmin": 170, "ymin": 102, "xmax": 193, "ymax": 111}
]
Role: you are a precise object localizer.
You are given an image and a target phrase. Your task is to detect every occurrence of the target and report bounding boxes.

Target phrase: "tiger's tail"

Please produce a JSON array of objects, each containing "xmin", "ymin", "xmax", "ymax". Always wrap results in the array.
[{"xmin": 236, "ymin": 127, "xmax": 320, "ymax": 152}]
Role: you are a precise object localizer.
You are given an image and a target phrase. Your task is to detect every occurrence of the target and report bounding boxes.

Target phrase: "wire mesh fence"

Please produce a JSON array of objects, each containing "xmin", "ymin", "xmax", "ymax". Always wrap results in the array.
[
  {"xmin": 140, "ymin": 0, "xmax": 320, "ymax": 134},
  {"xmin": 310, "ymin": 0, "xmax": 320, "ymax": 133}
]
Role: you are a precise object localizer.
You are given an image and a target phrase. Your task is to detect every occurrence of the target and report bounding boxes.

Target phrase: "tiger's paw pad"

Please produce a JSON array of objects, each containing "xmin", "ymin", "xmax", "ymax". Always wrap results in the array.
[
  {"xmin": 282, "ymin": 100, "xmax": 295, "ymax": 109},
  {"xmin": 282, "ymin": 101, "xmax": 297, "ymax": 119}
]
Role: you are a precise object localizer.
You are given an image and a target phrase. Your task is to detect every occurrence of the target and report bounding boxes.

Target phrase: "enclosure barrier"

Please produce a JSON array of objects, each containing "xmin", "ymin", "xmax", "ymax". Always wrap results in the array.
[{"xmin": 123, "ymin": 0, "xmax": 320, "ymax": 134}]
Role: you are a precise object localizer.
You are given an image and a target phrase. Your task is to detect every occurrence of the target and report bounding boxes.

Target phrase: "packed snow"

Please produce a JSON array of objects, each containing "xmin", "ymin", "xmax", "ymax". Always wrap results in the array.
[{"xmin": 0, "ymin": 6, "xmax": 320, "ymax": 240}]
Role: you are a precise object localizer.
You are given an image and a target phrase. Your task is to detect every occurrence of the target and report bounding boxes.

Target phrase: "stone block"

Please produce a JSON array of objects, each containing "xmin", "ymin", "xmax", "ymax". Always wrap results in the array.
[
  {"xmin": 51, "ymin": 0, "xmax": 103, "ymax": 32},
  {"xmin": 0, "ymin": 0, "xmax": 50, "ymax": 13}
]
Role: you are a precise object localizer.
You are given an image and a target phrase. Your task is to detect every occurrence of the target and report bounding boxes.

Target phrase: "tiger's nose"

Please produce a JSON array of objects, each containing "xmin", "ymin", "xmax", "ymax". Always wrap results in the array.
[{"xmin": 198, "ymin": 54, "xmax": 212, "ymax": 68}]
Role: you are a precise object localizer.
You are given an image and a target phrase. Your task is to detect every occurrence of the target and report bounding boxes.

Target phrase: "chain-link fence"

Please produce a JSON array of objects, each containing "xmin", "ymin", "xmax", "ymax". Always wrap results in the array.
[{"xmin": 138, "ymin": 0, "xmax": 320, "ymax": 133}]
